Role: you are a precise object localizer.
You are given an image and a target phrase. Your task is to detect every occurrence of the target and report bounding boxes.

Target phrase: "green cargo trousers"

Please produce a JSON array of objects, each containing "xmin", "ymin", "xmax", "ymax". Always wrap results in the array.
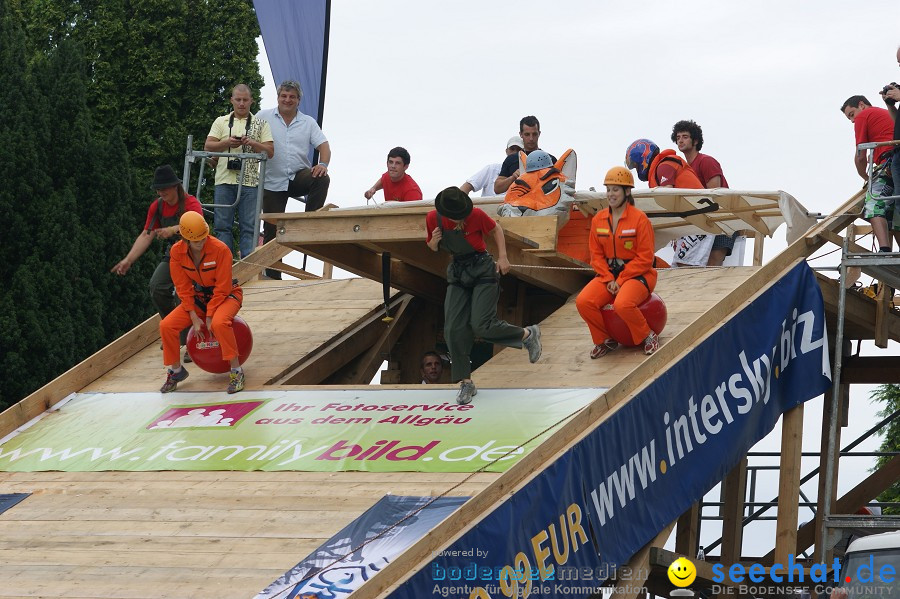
[{"xmin": 444, "ymin": 253, "xmax": 524, "ymax": 382}]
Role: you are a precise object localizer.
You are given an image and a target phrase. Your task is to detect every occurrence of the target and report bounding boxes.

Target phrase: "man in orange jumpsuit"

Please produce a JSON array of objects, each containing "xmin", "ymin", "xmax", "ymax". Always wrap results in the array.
[
  {"xmin": 575, "ymin": 166, "xmax": 659, "ymax": 357},
  {"xmin": 159, "ymin": 212, "xmax": 245, "ymax": 393}
]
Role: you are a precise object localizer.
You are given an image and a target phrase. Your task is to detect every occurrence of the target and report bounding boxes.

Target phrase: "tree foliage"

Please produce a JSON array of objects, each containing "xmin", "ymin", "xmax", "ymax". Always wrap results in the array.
[
  {"xmin": 871, "ymin": 384, "xmax": 900, "ymax": 514},
  {"xmin": 0, "ymin": 0, "xmax": 263, "ymax": 409}
]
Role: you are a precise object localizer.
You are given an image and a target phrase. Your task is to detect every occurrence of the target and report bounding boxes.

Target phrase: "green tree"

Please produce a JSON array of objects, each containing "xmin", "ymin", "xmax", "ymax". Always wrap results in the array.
[
  {"xmin": 871, "ymin": 384, "xmax": 900, "ymax": 514},
  {"xmin": 0, "ymin": 0, "xmax": 264, "ymax": 408},
  {"xmin": 21, "ymin": 0, "xmax": 265, "ymax": 189}
]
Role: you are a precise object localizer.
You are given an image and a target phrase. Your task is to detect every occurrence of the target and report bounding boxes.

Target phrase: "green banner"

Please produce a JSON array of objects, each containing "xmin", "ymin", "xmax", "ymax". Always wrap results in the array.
[{"xmin": 0, "ymin": 389, "xmax": 600, "ymax": 472}]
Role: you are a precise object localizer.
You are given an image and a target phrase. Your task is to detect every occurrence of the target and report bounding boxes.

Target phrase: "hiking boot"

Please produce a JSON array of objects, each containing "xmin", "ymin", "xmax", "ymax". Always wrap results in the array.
[
  {"xmin": 643, "ymin": 331, "xmax": 660, "ymax": 355},
  {"xmin": 456, "ymin": 380, "xmax": 477, "ymax": 405},
  {"xmin": 590, "ymin": 339, "xmax": 620, "ymax": 359},
  {"xmin": 227, "ymin": 370, "xmax": 245, "ymax": 394},
  {"xmin": 523, "ymin": 324, "xmax": 542, "ymax": 363},
  {"xmin": 160, "ymin": 367, "xmax": 189, "ymax": 393}
]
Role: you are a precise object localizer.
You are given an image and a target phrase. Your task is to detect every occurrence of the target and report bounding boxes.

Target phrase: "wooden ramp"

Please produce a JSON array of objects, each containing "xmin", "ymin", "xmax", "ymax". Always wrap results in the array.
[{"xmin": 2, "ymin": 190, "xmax": 899, "ymax": 598}]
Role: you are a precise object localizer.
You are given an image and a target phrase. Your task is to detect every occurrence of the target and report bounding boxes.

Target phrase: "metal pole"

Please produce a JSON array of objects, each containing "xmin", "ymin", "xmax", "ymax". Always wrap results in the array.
[
  {"xmin": 182, "ymin": 134, "xmax": 194, "ymax": 187},
  {"xmin": 818, "ymin": 232, "xmax": 850, "ymax": 563},
  {"xmin": 253, "ymin": 158, "xmax": 267, "ymax": 258}
]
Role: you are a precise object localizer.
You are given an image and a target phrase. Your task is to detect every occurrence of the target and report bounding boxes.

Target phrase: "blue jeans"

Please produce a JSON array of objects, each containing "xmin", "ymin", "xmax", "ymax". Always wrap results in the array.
[{"xmin": 214, "ymin": 184, "xmax": 259, "ymax": 258}]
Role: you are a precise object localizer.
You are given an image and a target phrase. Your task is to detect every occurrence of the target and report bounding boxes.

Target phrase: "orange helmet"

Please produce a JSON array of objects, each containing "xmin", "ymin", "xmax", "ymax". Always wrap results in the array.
[
  {"xmin": 179, "ymin": 211, "xmax": 209, "ymax": 241},
  {"xmin": 604, "ymin": 166, "xmax": 635, "ymax": 188}
]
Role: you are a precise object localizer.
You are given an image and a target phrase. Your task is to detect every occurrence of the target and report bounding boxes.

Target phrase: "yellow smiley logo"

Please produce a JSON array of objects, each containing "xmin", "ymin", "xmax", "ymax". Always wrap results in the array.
[{"xmin": 667, "ymin": 557, "xmax": 697, "ymax": 587}]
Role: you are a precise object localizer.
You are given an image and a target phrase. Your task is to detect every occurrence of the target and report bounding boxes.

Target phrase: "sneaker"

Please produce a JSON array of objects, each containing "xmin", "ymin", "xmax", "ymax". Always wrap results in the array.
[
  {"xmin": 523, "ymin": 324, "xmax": 542, "ymax": 363},
  {"xmin": 160, "ymin": 367, "xmax": 189, "ymax": 393},
  {"xmin": 182, "ymin": 349, "xmax": 193, "ymax": 364},
  {"xmin": 590, "ymin": 339, "xmax": 620, "ymax": 359},
  {"xmin": 227, "ymin": 370, "xmax": 245, "ymax": 394},
  {"xmin": 643, "ymin": 332, "xmax": 660, "ymax": 355},
  {"xmin": 456, "ymin": 380, "xmax": 477, "ymax": 405}
]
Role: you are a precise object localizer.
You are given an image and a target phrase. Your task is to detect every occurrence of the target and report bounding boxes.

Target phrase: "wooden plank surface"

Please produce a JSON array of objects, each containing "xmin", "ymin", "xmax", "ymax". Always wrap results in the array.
[
  {"xmin": 0, "ymin": 469, "xmax": 492, "ymax": 599},
  {"xmin": 474, "ymin": 266, "xmax": 758, "ymax": 388},
  {"xmin": 83, "ymin": 278, "xmax": 387, "ymax": 394}
]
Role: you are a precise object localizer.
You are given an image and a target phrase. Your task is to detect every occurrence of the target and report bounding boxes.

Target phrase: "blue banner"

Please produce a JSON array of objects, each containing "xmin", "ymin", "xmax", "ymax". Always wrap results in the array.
[
  {"xmin": 254, "ymin": 0, "xmax": 330, "ymax": 125},
  {"xmin": 391, "ymin": 262, "xmax": 832, "ymax": 598}
]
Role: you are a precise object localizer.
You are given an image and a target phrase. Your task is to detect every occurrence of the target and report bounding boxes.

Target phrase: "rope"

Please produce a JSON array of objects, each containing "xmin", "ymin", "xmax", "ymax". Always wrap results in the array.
[{"xmin": 267, "ymin": 398, "xmax": 592, "ymax": 597}]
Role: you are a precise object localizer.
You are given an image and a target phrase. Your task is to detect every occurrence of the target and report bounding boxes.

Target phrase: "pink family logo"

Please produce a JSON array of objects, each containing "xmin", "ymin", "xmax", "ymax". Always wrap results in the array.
[{"xmin": 145, "ymin": 401, "xmax": 264, "ymax": 431}]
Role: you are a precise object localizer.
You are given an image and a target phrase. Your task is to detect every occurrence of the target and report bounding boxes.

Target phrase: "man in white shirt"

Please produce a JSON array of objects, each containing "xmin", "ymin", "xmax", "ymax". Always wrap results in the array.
[
  {"xmin": 258, "ymin": 80, "xmax": 331, "ymax": 278},
  {"xmin": 460, "ymin": 136, "xmax": 523, "ymax": 197}
]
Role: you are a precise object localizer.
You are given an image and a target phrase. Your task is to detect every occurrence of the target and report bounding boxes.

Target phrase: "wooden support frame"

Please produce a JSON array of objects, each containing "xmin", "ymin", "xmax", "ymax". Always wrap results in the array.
[
  {"xmin": 613, "ymin": 523, "xmax": 675, "ymax": 599},
  {"xmin": 774, "ymin": 405, "xmax": 804, "ymax": 564},
  {"xmin": 270, "ymin": 293, "xmax": 413, "ymax": 385},
  {"xmin": 717, "ymin": 458, "xmax": 747, "ymax": 596},
  {"xmin": 675, "ymin": 504, "xmax": 700, "ymax": 558},
  {"xmin": 284, "ymin": 242, "xmax": 447, "ymax": 303},
  {"xmin": 842, "ymin": 356, "xmax": 900, "ymax": 383},
  {"xmin": 765, "ymin": 454, "xmax": 900, "ymax": 563},
  {"xmin": 325, "ymin": 295, "xmax": 416, "ymax": 384}
]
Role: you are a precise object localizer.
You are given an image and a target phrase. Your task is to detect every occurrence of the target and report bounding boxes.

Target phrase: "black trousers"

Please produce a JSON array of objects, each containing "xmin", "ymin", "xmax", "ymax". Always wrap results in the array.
[{"xmin": 262, "ymin": 169, "xmax": 330, "ymax": 278}]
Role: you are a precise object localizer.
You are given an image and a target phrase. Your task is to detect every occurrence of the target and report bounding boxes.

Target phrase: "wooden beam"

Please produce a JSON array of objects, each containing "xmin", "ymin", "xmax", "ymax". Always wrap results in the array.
[
  {"xmin": 718, "ymin": 458, "xmax": 747, "ymax": 570},
  {"xmin": 271, "ymin": 294, "xmax": 411, "ymax": 385},
  {"xmin": 327, "ymin": 295, "xmax": 416, "ymax": 384},
  {"xmin": 267, "ymin": 260, "xmax": 320, "ymax": 280},
  {"xmin": 842, "ymin": 356, "xmax": 900, "ymax": 383},
  {"xmin": 233, "ymin": 239, "xmax": 291, "ymax": 282},
  {"xmin": 496, "ymin": 216, "xmax": 559, "ymax": 249},
  {"xmin": 614, "ymin": 523, "xmax": 675, "ymax": 599},
  {"xmin": 283, "ymin": 242, "xmax": 446, "ymax": 303},
  {"xmin": 875, "ymin": 284, "xmax": 891, "ymax": 348},
  {"xmin": 675, "ymin": 504, "xmax": 700, "ymax": 558},
  {"xmin": 277, "ymin": 212, "xmax": 428, "ymax": 244},
  {"xmin": 817, "ymin": 273, "xmax": 900, "ymax": 342},
  {"xmin": 774, "ymin": 405, "xmax": 804, "ymax": 564},
  {"xmin": 754, "ymin": 231, "xmax": 765, "ymax": 266}
]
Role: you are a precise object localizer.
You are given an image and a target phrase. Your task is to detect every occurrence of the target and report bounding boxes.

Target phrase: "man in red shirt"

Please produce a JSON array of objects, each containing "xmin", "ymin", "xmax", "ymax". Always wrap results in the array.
[
  {"xmin": 671, "ymin": 120, "xmax": 738, "ymax": 266},
  {"xmin": 364, "ymin": 146, "xmax": 423, "ymax": 202},
  {"xmin": 842, "ymin": 95, "xmax": 898, "ymax": 251}
]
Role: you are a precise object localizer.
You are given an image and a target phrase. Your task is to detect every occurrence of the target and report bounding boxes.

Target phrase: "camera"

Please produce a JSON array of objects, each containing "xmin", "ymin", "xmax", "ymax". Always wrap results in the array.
[
  {"xmin": 882, "ymin": 82, "xmax": 899, "ymax": 97},
  {"xmin": 226, "ymin": 157, "xmax": 243, "ymax": 170}
]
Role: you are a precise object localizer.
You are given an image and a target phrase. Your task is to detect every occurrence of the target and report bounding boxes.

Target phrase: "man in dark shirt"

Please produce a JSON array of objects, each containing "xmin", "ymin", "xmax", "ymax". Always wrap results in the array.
[
  {"xmin": 493, "ymin": 115, "xmax": 556, "ymax": 194},
  {"xmin": 881, "ymin": 47, "xmax": 900, "ymax": 201}
]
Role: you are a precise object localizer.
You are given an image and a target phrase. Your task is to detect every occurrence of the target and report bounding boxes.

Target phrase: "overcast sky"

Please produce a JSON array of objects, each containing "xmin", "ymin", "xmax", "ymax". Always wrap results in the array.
[{"xmin": 253, "ymin": 1, "xmax": 900, "ymax": 557}]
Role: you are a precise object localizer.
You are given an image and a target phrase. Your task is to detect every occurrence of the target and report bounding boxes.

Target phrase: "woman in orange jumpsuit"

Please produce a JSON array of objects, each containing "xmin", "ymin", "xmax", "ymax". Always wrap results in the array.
[
  {"xmin": 575, "ymin": 166, "xmax": 659, "ymax": 358},
  {"xmin": 159, "ymin": 211, "xmax": 245, "ymax": 393}
]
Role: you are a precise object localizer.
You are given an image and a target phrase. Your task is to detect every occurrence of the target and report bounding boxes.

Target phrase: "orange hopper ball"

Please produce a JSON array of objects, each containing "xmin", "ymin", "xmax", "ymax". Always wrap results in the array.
[
  {"xmin": 186, "ymin": 316, "xmax": 253, "ymax": 373},
  {"xmin": 600, "ymin": 292, "xmax": 667, "ymax": 347}
]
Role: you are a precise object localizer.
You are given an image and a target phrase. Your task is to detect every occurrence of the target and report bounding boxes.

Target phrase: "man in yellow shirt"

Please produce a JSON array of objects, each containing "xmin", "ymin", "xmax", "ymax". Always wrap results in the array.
[{"xmin": 204, "ymin": 83, "xmax": 274, "ymax": 258}]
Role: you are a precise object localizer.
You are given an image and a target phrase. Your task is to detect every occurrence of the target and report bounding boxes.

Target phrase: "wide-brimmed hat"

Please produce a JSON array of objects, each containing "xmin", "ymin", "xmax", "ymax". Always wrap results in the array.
[
  {"xmin": 435, "ymin": 186, "xmax": 473, "ymax": 220},
  {"xmin": 150, "ymin": 165, "xmax": 182, "ymax": 190}
]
